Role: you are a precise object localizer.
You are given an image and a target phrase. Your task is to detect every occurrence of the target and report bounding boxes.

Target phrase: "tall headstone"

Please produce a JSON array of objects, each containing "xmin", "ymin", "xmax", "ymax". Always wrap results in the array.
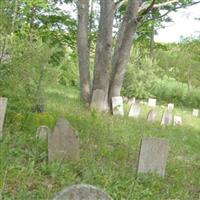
[
  {"xmin": 0, "ymin": 97, "xmax": 8, "ymax": 140},
  {"xmin": 36, "ymin": 125, "xmax": 50, "ymax": 140},
  {"xmin": 167, "ymin": 103, "xmax": 174, "ymax": 111},
  {"xmin": 148, "ymin": 98, "xmax": 157, "ymax": 107},
  {"xmin": 147, "ymin": 109, "xmax": 157, "ymax": 122},
  {"xmin": 90, "ymin": 89, "xmax": 106, "ymax": 112},
  {"xmin": 137, "ymin": 138, "xmax": 169, "ymax": 177},
  {"xmin": 112, "ymin": 96, "xmax": 124, "ymax": 116},
  {"xmin": 48, "ymin": 118, "xmax": 79, "ymax": 162},
  {"xmin": 192, "ymin": 109, "xmax": 199, "ymax": 117},
  {"xmin": 52, "ymin": 184, "xmax": 113, "ymax": 200},
  {"xmin": 161, "ymin": 110, "xmax": 173, "ymax": 125},
  {"xmin": 173, "ymin": 116, "xmax": 182, "ymax": 126},
  {"xmin": 129, "ymin": 103, "xmax": 140, "ymax": 118}
]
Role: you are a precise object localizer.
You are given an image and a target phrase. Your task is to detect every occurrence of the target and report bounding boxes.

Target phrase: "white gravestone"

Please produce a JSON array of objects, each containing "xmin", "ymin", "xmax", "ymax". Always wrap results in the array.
[
  {"xmin": 167, "ymin": 103, "xmax": 174, "ymax": 111},
  {"xmin": 0, "ymin": 97, "xmax": 8, "ymax": 140},
  {"xmin": 147, "ymin": 109, "xmax": 157, "ymax": 122},
  {"xmin": 137, "ymin": 138, "xmax": 169, "ymax": 177},
  {"xmin": 148, "ymin": 98, "xmax": 157, "ymax": 107},
  {"xmin": 161, "ymin": 110, "xmax": 173, "ymax": 125},
  {"xmin": 129, "ymin": 103, "xmax": 140, "ymax": 118},
  {"xmin": 192, "ymin": 109, "xmax": 199, "ymax": 117},
  {"xmin": 36, "ymin": 125, "xmax": 50, "ymax": 140},
  {"xmin": 112, "ymin": 96, "xmax": 124, "ymax": 116},
  {"xmin": 173, "ymin": 116, "xmax": 182, "ymax": 126}
]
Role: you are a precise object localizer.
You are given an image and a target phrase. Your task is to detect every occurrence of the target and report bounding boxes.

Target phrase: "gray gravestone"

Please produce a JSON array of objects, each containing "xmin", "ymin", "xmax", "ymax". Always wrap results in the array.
[
  {"xmin": 128, "ymin": 103, "xmax": 140, "ymax": 118},
  {"xmin": 137, "ymin": 138, "xmax": 169, "ymax": 177},
  {"xmin": 0, "ymin": 97, "xmax": 8, "ymax": 140},
  {"xmin": 48, "ymin": 118, "xmax": 79, "ymax": 162},
  {"xmin": 161, "ymin": 110, "xmax": 173, "ymax": 125},
  {"xmin": 147, "ymin": 109, "xmax": 157, "ymax": 122},
  {"xmin": 52, "ymin": 184, "xmax": 113, "ymax": 200},
  {"xmin": 36, "ymin": 125, "xmax": 50, "ymax": 140},
  {"xmin": 112, "ymin": 96, "xmax": 124, "ymax": 116},
  {"xmin": 90, "ymin": 89, "xmax": 106, "ymax": 112}
]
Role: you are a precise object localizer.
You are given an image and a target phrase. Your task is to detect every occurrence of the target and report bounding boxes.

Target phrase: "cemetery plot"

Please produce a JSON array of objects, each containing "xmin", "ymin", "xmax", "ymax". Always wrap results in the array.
[
  {"xmin": 0, "ymin": 97, "xmax": 8, "ymax": 140},
  {"xmin": 112, "ymin": 96, "xmax": 124, "ymax": 116}
]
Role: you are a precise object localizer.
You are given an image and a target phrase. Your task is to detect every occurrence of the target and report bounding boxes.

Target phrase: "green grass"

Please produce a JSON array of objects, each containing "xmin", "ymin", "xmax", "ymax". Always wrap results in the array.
[{"xmin": 1, "ymin": 85, "xmax": 200, "ymax": 200}]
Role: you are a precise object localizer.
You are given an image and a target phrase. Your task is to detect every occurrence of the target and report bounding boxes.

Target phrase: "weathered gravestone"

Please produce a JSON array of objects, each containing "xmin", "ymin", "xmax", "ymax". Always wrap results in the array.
[
  {"xmin": 147, "ymin": 109, "xmax": 157, "ymax": 122},
  {"xmin": 52, "ymin": 184, "xmax": 113, "ymax": 200},
  {"xmin": 128, "ymin": 103, "xmax": 140, "ymax": 118},
  {"xmin": 148, "ymin": 98, "xmax": 157, "ymax": 107},
  {"xmin": 36, "ymin": 125, "xmax": 50, "ymax": 140},
  {"xmin": 161, "ymin": 110, "xmax": 173, "ymax": 125},
  {"xmin": 137, "ymin": 138, "xmax": 169, "ymax": 177},
  {"xmin": 167, "ymin": 103, "xmax": 174, "ymax": 111},
  {"xmin": 90, "ymin": 89, "xmax": 106, "ymax": 112},
  {"xmin": 0, "ymin": 97, "xmax": 8, "ymax": 140},
  {"xmin": 173, "ymin": 116, "xmax": 182, "ymax": 126},
  {"xmin": 112, "ymin": 96, "xmax": 124, "ymax": 116},
  {"xmin": 48, "ymin": 118, "xmax": 79, "ymax": 162},
  {"xmin": 192, "ymin": 109, "xmax": 199, "ymax": 117}
]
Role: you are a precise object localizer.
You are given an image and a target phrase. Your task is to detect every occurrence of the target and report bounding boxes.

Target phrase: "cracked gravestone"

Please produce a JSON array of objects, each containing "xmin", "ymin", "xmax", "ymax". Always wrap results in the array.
[
  {"xmin": 112, "ymin": 96, "xmax": 124, "ymax": 116},
  {"xmin": 48, "ymin": 118, "xmax": 79, "ymax": 162},
  {"xmin": 52, "ymin": 184, "xmax": 113, "ymax": 200},
  {"xmin": 36, "ymin": 125, "xmax": 50, "ymax": 140},
  {"xmin": 147, "ymin": 109, "xmax": 157, "ymax": 122},
  {"xmin": 137, "ymin": 138, "xmax": 169, "ymax": 177},
  {"xmin": 0, "ymin": 97, "xmax": 8, "ymax": 140}
]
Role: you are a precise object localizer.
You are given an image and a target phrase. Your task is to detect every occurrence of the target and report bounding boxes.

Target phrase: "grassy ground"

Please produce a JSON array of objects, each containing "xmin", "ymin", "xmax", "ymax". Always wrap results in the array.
[{"xmin": 1, "ymin": 85, "xmax": 200, "ymax": 200}]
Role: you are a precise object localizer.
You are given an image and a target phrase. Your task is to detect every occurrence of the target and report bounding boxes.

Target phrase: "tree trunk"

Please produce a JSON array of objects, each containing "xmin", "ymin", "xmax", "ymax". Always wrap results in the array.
[
  {"xmin": 108, "ymin": 0, "xmax": 142, "ymax": 102},
  {"xmin": 77, "ymin": 0, "xmax": 91, "ymax": 103},
  {"xmin": 91, "ymin": 0, "xmax": 115, "ymax": 111}
]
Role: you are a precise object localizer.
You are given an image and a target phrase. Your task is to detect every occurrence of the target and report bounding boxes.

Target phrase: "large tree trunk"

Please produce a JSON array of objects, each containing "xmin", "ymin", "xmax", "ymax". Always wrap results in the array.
[
  {"xmin": 108, "ymin": 0, "xmax": 142, "ymax": 102},
  {"xmin": 90, "ymin": 0, "xmax": 115, "ymax": 111},
  {"xmin": 77, "ymin": 0, "xmax": 91, "ymax": 103}
]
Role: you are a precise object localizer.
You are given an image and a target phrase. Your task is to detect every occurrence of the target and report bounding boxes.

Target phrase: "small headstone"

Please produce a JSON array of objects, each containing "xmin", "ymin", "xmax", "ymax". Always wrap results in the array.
[
  {"xmin": 137, "ymin": 138, "xmax": 169, "ymax": 177},
  {"xmin": 129, "ymin": 103, "xmax": 140, "ymax": 118},
  {"xmin": 112, "ymin": 96, "xmax": 124, "ymax": 116},
  {"xmin": 167, "ymin": 103, "xmax": 174, "ymax": 111},
  {"xmin": 173, "ymin": 116, "xmax": 182, "ymax": 126},
  {"xmin": 52, "ymin": 184, "xmax": 113, "ymax": 200},
  {"xmin": 0, "ymin": 97, "xmax": 8, "ymax": 140},
  {"xmin": 90, "ymin": 89, "xmax": 106, "ymax": 112},
  {"xmin": 148, "ymin": 98, "xmax": 157, "ymax": 107},
  {"xmin": 48, "ymin": 118, "xmax": 79, "ymax": 162},
  {"xmin": 36, "ymin": 125, "xmax": 50, "ymax": 140},
  {"xmin": 147, "ymin": 109, "xmax": 157, "ymax": 122},
  {"xmin": 161, "ymin": 110, "xmax": 173, "ymax": 125},
  {"xmin": 192, "ymin": 109, "xmax": 199, "ymax": 117}
]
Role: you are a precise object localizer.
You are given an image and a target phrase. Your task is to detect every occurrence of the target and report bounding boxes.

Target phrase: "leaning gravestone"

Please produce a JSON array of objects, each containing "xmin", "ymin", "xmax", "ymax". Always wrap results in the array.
[
  {"xmin": 167, "ymin": 103, "xmax": 174, "ymax": 111},
  {"xmin": 173, "ymin": 116, "xmax": 182, "ymax": 126},
  {"xmin": 52, "ymin": 184, "xmax": 113, "ymax": 200},
  {"xmin": 192, "ymin": 109, "xmax": 199, "ymax": 117},
  {"xmin": 161, "ymin": 110, "xmax": 173, "ymax": 125},
  {"xmin": 148, "ymin": 98, "xmax": 157, "ymax": 107},
  {"xmin": 147, "ymin": 109, "xmax": 157, "ymax": 122},
  {"xmin": 137, "ymin": 138, "xmax": 169, "ymax": 177},
  {"xmin": 112, "ymin": 96, "xmax": 124, "ymax": 116},
  {"xmin": 90, "ymin": 89, "xmax": 106, "ymax": 112},
  {"xmin": 36, "ymin": 125, "xmax": 50, "ymax": 140},
  {"xmin": 128, "ymin": 103, "xmax": 140, "ymax": 118},
  {"xmin": 48, "ymin": 118, "xmax": 79, "ymax": 162},
  {"xmin": 0, "ymin": 97, "xmax": 8, "ymax": 140}
]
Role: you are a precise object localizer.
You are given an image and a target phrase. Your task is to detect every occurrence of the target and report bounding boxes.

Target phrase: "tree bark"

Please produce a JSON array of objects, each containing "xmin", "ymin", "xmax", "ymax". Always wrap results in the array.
[{"xmin": 77, "ymin": 0, "xmax": 91, "ymax": 103}]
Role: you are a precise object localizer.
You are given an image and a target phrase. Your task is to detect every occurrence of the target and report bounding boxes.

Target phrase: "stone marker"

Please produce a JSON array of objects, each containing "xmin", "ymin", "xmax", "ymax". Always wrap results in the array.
[
  {"xmin": 36, "ymin": 125, "xmax": 50, "ymax": 140},
  {"xmin": 137, "ymin": 138, "xmax": 169, "ymax": 177},
  {"xmin": 148, "ymin": 98, "xmax": 157, "ymax": 107},
  {"xmin": 129, "ymin": 103, "xmax": 140, "ymax": 118},
  {"xmin": 52, "ymin": 184, "xmax": 113, "ymax": 200},
  {"xmin": 48, "ymin": 118, "xmax": 79, "ymax": 162},
  {"xmin": 147, "ymin": 109, "xmax": 157, "ymax": 122},
  {"xmin": 90, "ymin": 89, "xmax": 106, "ymax": 112},
  {"xmin": 192, "ymin": 109, "xmax": 199, "ymax": 117},
  {"xmin": 0, "ymin": 97, "xmax": 8, "ymax": 140},
  {"xmin": 167, "ymin": 103, "xmax": 174, "ymax": 111},
  {"xmin": 173, "ymin": 116, "xmax": 182, "ymax": 126},
  {"xmin": 112, "ymin": 96, "xmax": 124, "ymax": 116},
  {"xmin": 161, "ymin": 110, "xmax": 173, "ymax": 125}
]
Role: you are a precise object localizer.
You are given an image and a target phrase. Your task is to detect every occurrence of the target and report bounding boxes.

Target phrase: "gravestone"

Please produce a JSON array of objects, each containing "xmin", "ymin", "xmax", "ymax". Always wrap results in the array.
[
  {"xmin": 0, "ymin": 97, "xmax": 8, "ymax": 140},
  {"xmin": 192, "ymin": 109, "xmax": 199, "ymax": 117},
  {"xmin": 127, "ymin": 97, "xmax": 135, "ymax": 107},
  {"xmin": 90, "ymin": 89, "xmax": 106, "ymax": 112},
  {"xmin": 128, "ymin": 103, "xmax": 140, "ymax": 118},
  {"xmin": 52, "ymin": 184, "xmax": 113, "ymax": 200},
  {"xmin": 147, "ymin": 109, "xmax": 157, "ymax": 122},
  {"xmin": 161, "ymin": 110, "xmax": 173, "ymax": 125},
  {"xmin": 48, "ymin": 118, "xmax": 79, "ymax": 162},
  {"xmin": 167, "ymin": 103, "xmax": 174, "ymax": 111},
  {"xmin": 137, "ymin": 138, "xmax": 169, "ymax": 177},
  {"xmin": 148, "ymin": 98, "xmax": 157, "ymax": 107},
  {"xmin": 36, "ymin": 125, "xmax": 50, "ymax": 140},
  {"xmin": 173, "ymin": 116, "xmax": 182, "ymax": 126},
  {"xmin": 112, "ymin": 96, "xmax": 124, "ymax": 116}
]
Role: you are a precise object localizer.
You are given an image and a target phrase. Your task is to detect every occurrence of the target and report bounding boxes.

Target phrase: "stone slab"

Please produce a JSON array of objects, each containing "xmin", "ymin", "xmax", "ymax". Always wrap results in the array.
[{"xmin": 0, "ymin": 97, "xmax": 8, "ymax": 140}]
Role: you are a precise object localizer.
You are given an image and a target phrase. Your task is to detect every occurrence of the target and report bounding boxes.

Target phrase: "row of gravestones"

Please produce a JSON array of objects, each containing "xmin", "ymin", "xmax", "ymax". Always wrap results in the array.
[{"xmin": 112, "ymin": 96, "xmax": 199, "ymax": 126}]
